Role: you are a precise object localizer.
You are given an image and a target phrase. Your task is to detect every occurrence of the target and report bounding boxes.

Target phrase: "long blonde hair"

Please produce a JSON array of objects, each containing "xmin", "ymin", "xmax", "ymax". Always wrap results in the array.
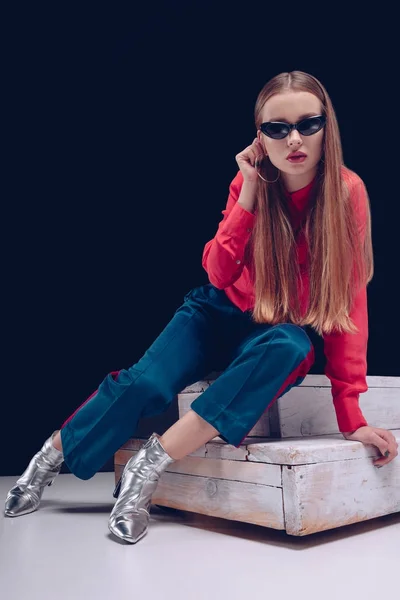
[{"xmin": 250, "ymin": 71, "xmax": 374, "ymax": 335}]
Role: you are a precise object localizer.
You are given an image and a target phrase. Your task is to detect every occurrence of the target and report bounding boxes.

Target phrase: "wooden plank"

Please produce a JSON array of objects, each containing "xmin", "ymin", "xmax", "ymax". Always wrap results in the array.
[
  {"xmin": 114, "ymin": 465, "xmax": 284, "ymax": 530},
  {"xmin": 119, "ymin": 431, "xmax": 400, "ymax": 467},
  {"xmin": 120, "ymin": 438, "xmax": 144, "ymax": 451},
  {"xmin": 278, "ymin": 386, "xmax": 400, "ymax": 437},
  {"xmin": 150, "ymin": 472, "xmax": 285, "ymax": 530},
  {"xmin": 205, "ymin": 440, "xmax": 249, "ymax": 461},
  {"xmin": 120, "ymin": 437, "xmax": 208, "ymax": 457},
  {"xmin": 294, "ymin": 375, "xmax": 399, "ymax": 388},
  {"xmin": 180, "ymin": 381, "xmax": 211, "ymax": 394},
  {"xmin": 115, "ymin": 449, "xmax": 281, "ymax": 487},
  {"xmin": 178, "ymin": 377, "xmax": 400, "ymax": 439},
  {"xmin": 282, "ymin": 456, "xmax": 400, "ymax": 536},
  {"xmin": 118, "ymin": 437, "xmax": 257, "ymax": 463},
  {"xmin": 180, "ymin": 375, "xmax": 400, "ymax": 393},
  {"xmin": 115, "ymin": 464, "xmax": 123, "ymax": 485},
  {"xmin": 247, "ymin": 430, "xmax": 400, "ymax": 465}
]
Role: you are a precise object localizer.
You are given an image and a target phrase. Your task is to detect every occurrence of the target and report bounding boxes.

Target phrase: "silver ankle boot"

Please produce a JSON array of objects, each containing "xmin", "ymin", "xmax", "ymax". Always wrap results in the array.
[
  {"xmin": 108, "ymin": 433, "xmax": 175, "ymax": 544},
  {"xmin": 4, "ymin": 431, "xmax": 64, "ymax": 517}
]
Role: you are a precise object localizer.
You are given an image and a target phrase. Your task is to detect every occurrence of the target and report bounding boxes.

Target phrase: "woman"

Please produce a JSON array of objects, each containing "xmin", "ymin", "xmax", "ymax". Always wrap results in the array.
[{"xmin": 5, "ymin": 70, "xmax": 398, "ymax": 544}]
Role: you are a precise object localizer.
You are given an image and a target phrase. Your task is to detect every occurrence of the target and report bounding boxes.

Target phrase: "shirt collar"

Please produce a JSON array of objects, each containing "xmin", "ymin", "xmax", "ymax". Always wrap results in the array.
[{"xmin": 284, "ymin": 176, "xmax": 317, "ymax": 213}]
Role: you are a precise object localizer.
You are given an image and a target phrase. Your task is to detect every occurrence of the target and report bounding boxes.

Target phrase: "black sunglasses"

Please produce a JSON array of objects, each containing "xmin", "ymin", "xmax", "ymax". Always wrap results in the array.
[{"xmin": 260, "ymin": 115, "xmax": 326, "ymax": 140}]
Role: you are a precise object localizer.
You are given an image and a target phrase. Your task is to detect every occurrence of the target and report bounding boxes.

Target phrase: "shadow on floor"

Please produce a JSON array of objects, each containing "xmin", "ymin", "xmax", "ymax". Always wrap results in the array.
[{"xmin": 37, "ymin": 499, "xmax": 400, "ymax": 550}]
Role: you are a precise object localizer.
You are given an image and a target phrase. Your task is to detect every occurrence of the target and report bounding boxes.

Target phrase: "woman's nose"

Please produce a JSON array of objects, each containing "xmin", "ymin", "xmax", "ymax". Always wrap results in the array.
[{"xmin": 287, "ymin": 130, "xmax": 302, "ymax": 146}]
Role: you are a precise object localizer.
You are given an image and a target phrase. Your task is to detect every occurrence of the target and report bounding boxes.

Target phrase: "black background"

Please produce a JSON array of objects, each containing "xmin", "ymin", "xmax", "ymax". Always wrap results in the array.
[{"xmin": 2, "ymin": 3, "xmax": 398, "ymax": 476}]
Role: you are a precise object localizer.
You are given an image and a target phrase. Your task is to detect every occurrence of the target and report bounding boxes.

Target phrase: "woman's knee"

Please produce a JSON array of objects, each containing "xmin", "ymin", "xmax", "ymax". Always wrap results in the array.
[
  {"xmin": 124, "ymin": 367, "xmax": 174, "ymax": 412},
  {"xmin": 270, "ymin": 323, "xmax": 314, "ymax": 361}
]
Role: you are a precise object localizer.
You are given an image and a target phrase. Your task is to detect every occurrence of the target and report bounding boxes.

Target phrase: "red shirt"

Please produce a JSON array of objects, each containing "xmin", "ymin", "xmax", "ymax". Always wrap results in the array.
[{"xmin": 202, "ymin": 167, "xmax": 370, "ymax": 434}]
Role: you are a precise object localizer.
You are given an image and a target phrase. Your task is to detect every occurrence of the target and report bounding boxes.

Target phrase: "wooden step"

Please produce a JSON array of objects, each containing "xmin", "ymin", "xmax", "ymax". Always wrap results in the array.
[
  {"xmin": 115, "ymin": 430, "xmax": 400, "ymax": 536},
  {"xmin": 178, "ymin": 375, "xmax": 400, "ymax": 438}
]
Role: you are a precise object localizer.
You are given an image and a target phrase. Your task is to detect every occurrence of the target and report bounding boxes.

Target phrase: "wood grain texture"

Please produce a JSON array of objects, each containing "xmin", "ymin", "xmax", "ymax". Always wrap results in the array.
[
  {"xmin": 115, "ymin": 464, "xmax": 284, "ymax": 529},
  {"xmin": 180, "ymin": 375, "xmax": 400, "ymax": 393},
  {"xmin": 151, "ymin": 472, "xmax": 284, "ymax": 529},
  {"xmin": 277, "ymin": 386, "xmax": 400, "ymax": 437},
  {"xmin": 282, "ymin": 457, "xmax": 400, "ymax": 535},
  {"xmin": 115, "ymin": 449, "xmax": 282, "ymax": 487},
  {"xmin": 178, "ymin": 376, "xmax": 400, "ymax": 438},
  {"xmin": 247, "ymin": 431, "xmax": 400, "ymax": 465}
]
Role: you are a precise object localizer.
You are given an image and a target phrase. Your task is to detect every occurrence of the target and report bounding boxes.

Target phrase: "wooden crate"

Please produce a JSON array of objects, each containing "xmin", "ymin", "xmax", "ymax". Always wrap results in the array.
[
  {"xmin": 178, "ymin": 375, "xmax": 400, "ymax": 438},
  {"xmin": 115, "ymin": 430, "xmax": 400, "ymax": 536}
]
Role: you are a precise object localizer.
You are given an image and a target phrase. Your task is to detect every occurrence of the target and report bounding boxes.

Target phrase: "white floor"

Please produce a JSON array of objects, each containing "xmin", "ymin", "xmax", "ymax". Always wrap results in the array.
[{"xmin": 0, "ymin": 473, "xmax": 399, "ymax": 600}]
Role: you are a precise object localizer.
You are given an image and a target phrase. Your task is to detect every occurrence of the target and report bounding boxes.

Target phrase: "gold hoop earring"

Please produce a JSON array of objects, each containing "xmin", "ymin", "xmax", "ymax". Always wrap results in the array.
[
  {"xmin": 255, "ymin": 155, "xmax": 280, "ymax": 183},
  {"xmin": 257, "ymin": 170, "xmax": 281, "ymax": 184}
]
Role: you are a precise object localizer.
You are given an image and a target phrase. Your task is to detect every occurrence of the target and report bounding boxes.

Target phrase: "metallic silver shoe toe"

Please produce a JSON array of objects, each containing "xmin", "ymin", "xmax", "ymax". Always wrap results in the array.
[
  {"xmin": 4, "ymin": 488, "xmax": 36, "ymax": 517},
  {"xmin": 108, "ymin": 512, "xmax": 148, "ymax": 544},
  {"xmin": 4, "ymin": 431, "xmax": 64, "ymax": 518}
]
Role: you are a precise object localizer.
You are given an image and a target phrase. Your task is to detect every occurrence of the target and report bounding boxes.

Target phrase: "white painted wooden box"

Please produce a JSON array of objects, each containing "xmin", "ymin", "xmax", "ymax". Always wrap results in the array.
[
  {"xmin": 115, "ymin": 430, "xmax": 400, "ymax": 536},
  {"xmin": 114, "ymin": 375, "xmax": 400, "ymax": 536}
]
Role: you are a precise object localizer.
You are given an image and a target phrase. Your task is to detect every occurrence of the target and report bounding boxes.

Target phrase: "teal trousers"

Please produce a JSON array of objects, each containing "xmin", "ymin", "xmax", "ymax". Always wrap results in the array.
[{"xmin": 60, "ymin": 284, "xmax": 315, "ymax": 480}]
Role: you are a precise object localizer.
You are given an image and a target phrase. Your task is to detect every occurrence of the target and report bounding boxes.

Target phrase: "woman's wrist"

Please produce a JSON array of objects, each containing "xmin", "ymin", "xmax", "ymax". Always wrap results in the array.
[{"xmin": 237, "ymin": 179, "xmax": 258, "ymax": 213}]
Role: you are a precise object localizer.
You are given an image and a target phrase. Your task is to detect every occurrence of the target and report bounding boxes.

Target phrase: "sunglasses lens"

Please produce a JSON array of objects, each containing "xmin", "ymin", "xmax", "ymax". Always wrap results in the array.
[
  {"xmin": 298, "ymin": 117, "xmax": 324, "ymax": 136},
  {"xmin": 261, "ymin": 116, "xmax": 326, "ymax": 139},
  {"xmin": 264, "ymin": 123, "xmax": 289, "ymax": 139}
]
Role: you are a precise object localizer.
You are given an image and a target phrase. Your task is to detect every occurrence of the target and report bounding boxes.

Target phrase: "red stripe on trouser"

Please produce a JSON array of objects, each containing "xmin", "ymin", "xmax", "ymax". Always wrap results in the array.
[
  {"xmin": 60, "ymin": 370, "xmax": 122, "ymax": 429},
  {"xmin": 235, "ymin": 345, "xmax": 315, "ymax": 447}
]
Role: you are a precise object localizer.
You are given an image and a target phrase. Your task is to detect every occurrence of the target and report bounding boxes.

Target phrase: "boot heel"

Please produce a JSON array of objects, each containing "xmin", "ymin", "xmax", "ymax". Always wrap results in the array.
[
  {"xmin": 47, "ymin": 469, "xmax": 61, "ymax": 487},
  {"xmin": 113, "ymin": 477, "xmax": 122, "ymax": 499}
]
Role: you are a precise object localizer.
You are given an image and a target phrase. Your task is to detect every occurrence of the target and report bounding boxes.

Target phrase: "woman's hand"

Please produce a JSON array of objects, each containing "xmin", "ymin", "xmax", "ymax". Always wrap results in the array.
[
  {"xmin": 235, "ymin": 138, "xmax": 265, "ymax": 183},
  {"xmin": 343, "ymin": 426, "xmax": 398, "ymax": 467}
]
